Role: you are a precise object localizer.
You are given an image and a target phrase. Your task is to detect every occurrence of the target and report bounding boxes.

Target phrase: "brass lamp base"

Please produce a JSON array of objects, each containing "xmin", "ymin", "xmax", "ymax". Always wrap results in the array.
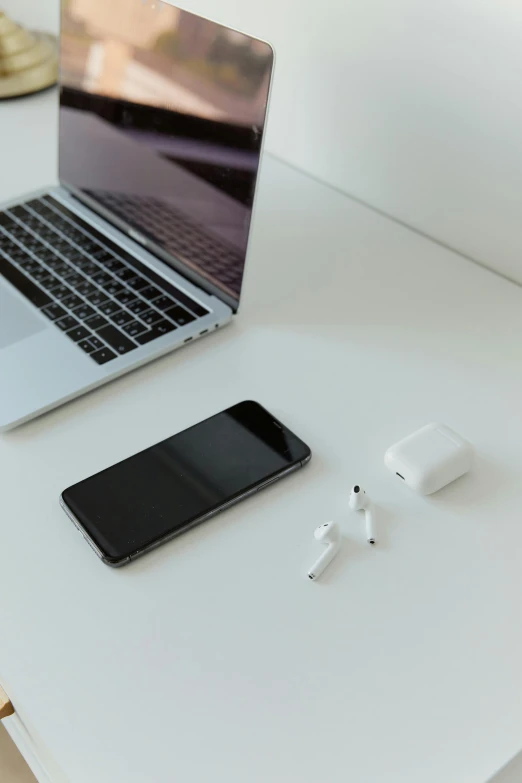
[{"xmin": 0, "ymin": 12, "xmax": 58, "ymax": 99}]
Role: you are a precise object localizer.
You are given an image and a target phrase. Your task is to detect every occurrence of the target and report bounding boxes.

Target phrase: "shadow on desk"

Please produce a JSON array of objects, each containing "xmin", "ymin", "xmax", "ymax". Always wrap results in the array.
[{"xmin": 424, "ymin": 455, "xmax": 514, "ymax": 509}]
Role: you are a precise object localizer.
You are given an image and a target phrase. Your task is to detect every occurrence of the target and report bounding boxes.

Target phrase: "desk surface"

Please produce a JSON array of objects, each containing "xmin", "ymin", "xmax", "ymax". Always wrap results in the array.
[{"xmin": 2, "ymin": 79, "xmax": 522, "ymax": 783}]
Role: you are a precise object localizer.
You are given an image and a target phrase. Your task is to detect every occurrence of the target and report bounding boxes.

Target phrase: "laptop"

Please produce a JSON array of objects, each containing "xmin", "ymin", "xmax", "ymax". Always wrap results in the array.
[{"xmin": 0, "ymin": 0, "xmax": 274, "ymax": 431}]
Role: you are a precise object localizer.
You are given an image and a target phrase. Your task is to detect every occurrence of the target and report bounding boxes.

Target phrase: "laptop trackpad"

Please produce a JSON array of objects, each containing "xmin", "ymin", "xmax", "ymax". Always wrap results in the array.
[{"xmin": 0, "ymin": 286, "xmax": 47, "ymax": 349}]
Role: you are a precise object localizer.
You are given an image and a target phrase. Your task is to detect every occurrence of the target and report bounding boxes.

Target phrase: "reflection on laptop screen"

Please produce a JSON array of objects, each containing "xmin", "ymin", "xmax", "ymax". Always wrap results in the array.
[{"xmin": 59, "ymin": 0, "xmax": 273, "ymax": 303}]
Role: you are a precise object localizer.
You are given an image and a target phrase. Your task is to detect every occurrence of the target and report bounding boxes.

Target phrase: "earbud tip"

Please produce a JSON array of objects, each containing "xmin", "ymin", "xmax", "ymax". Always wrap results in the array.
[{"xmin": 368, "ymin": 539, "xmax": 375, "ymax": 545}]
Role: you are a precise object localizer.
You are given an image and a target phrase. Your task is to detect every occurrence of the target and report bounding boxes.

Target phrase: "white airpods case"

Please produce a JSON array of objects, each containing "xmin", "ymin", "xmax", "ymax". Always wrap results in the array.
[{"xmin": 384, "ymin": 423, "xmax": 473, "ymax": 495}]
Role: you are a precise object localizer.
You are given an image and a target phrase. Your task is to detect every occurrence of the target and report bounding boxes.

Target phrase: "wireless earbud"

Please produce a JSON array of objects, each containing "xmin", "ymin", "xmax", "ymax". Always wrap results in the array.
[
  {"xmin": 307, "ymin": 521, "xmax": 341, "ymax": 580},
  {"xmin": 349, "ymin": 485, "xmax": 376, "ymax": 544}
]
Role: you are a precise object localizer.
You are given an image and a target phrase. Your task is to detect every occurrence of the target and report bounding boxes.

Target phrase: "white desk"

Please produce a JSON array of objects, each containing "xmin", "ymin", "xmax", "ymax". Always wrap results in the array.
[{"xmin": 2, "ymin": 79, "xmax": 522, "ymax": 783}]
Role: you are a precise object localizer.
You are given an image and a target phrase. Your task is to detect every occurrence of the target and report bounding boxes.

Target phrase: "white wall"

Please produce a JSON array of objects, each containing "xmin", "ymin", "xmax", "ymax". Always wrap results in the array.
[{"xmin": 5, "ymin": 0, "xmax": 522, "ymax": 284}]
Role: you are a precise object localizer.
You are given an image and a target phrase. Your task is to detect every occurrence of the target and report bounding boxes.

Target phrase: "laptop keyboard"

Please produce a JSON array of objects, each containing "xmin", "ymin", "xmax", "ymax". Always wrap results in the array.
[
  {"xmin": 0, "ymin": 195, "xmax": 209, "ymax": 365},
  {"xmin": 86, "ymin": 190, "xmax": 244, "ymax": 296}
]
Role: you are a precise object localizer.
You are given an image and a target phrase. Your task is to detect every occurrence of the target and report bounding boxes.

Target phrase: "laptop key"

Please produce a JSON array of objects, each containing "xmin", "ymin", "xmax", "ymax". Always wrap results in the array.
[
  {"xmin": 5, "ymin": 248, "xmax": 23, "ymax": 262},
  {"xmin": 92, "ymin": 271, "xmax": 112, "ymax": 286},
  {"xmin": 127, "ymin": 299, "xmax": 149, "ymax": 316},
  {"xmin": 76, "ymin": 280, "xmax": 97, "ymax": 297},
  {"xmin": 9, "ymin": 206, "xmax": 27, "ymax": 218},
  {"xmin": 74, "ymin": 258, "xmax": 98, "ymax": 275},
  {"xmin": 7, "ymin": 220, "xmax": 24, "ymax": 232},
  {"xmin": 10, "ymin": 246, "xmax": 31, "ymax": 259},
  {"xmin": 100, "ymin": 300, "xmax": 121, "ymax": 317},
  {"xmin": 65, "ymin": 232, "xmax": 84, "ymax": 245},
  {"xmin": 35, "ymin": 228, "xmax": 54, "ymax": 239},
  {"xmin": 92, "ymin": 250, "xmax": 113, "ymax": 264},
  {"xmin": 164, "ymin": 305, "xmax": 195, "ymax": 326},
  {"xmin": 35, "ymin": 246, "xmax": 57, "ymax": 259},
  {"xmin": 112, "ymin": 310, "xmax": 134, "ymax": 327},
  {"xmin": 50, "ymin": 284, "xmax": 73, "ymax": 301},
  {"xmin": 66, "ymin": 325, "xmax": 90, "ymax": 342},
  {"xmin": 140, "ymin": 285, "xmax": 161, "ymax": 301},
  {"xmin": 127, "ymin": 276, "xmax": 148, "ymax": 291},
  {"xmin": 122, "ymin": 320, "xmax": 147, "ymax": 338},
  {"xmin": 51, "ymin": 262, "xmax": 71, "ymax": 277},
  {"xmin": 97, "ymin": 325, "xmax": 136, "ymax": 355},
  {"xmin": 0, "ymin": 256, "xmax": 52, "ymax": 307},
  {"xmin": 103, "ymin": 258, "xmax": 125, "ymax": 273},
  {"xmin": 135, "ymin": 319, "xmax": 176, "ymax": 345},
  {"xmin": 57, "ymin": 246, "xmax": 82, "ymax": 261},
  {"xmin": 114, "ymin": 289, "xmax": 137, "ymax": 306},
  {"xmin": 141, "ymin": 309, "xmax": 163, "ymax": 326},
  {"xmin": 55, "ymin": 315, "xmax": 79, "ymax": 331},
  {"xmin": 78, "ymin": 339, "xmax": 97, "ymax": 354},
  {"xmin": 62, "ymin": 272, "xmax": 84, "ymax": 287},
  {"xmin": 79, "ymin": 239, "xmax": 99, "ymax": 254},
  {"xmin": 0, "ymin": 212, "xmax": 15, "ymax": 227},
  {"xmin": 62, "ymin": 294, "xmax": 84, "ymax": 310},
  {"xmin": 43, "ymin": 256, "xmax": 64, "ymax": 271},
  {"xmin": 41, "ymin": 303, "xmax": 66, "ymax": 321},
  {"xmin": 113, "ymin": 267, "xmax": 136, "ymax": 282},
  {"xmin": 102, "ymin": 279, "xmax": 124, "ymax": 297},
  {"xmin": 86, "ymin": 290, "xmax": 109, "ymax": 307},
  {"xmin": 153, "ymin": 295, "xmax": 176, "ymax": 311},
  {"xmin": 84, "ymin": 314, "xmax": 109, "ymax": 331},
  {"xmin": 90, "ymin": 347, "xmax": 117, "ymax": 365},
  {"xmin": 32, "ymin": 266, "xmax": 55, "ymax": 282},
  {"xmin": 29, "ymin": 203, "xmax": 51, "ymax": 216},
  {"xmin": 88, "ymin": 336, "xmax": 104, "ymax": 350},
  {"xmin": 18, "ymin": 256, "xmax": 40, "ymax": 271},
  {"xmin": 73, "ymin": 303, "xmax": 96, "ymax": 321},
  {"xmin": 13, "ymin": 233, "xmax": 33, "ymax": 248}
]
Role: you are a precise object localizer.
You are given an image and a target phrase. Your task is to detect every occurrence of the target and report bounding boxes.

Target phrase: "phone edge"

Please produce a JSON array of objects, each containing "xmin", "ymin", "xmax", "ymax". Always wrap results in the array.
[{"xmin": 59, "ymin": 494, "xmax": 130, "ymax": 567}]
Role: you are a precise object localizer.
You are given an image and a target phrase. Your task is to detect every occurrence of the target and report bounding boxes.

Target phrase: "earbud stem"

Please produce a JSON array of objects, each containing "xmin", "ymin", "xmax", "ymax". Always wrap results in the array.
[
  {"xmin": 365, "ymin": 507, "xmax": 376, "ymax": 544},
  {"xmin": 308, "ymin": 542, "xmax": 340, "ymax": 580}
]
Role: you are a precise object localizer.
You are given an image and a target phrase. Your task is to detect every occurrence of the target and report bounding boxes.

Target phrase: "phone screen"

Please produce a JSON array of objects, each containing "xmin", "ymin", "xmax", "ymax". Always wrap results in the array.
[{"xmin": 62, "ymin": 401, "xmax": 311, "ymax": 563}]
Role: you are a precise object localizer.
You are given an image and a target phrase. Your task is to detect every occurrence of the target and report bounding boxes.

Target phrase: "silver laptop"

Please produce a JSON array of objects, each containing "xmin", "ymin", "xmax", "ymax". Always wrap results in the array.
[{"xmin": 0, "ymin": 0, "xmax": 273, "ymax": 431}]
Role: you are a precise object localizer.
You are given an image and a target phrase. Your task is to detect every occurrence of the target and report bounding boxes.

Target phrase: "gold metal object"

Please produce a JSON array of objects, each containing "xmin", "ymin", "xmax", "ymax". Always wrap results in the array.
[
  {"xmin": 0, "ymin": 684, "xmax": 14, "ymax": 719},
  {"xmin": 0, "ymin": 11, "xmax": 58, "ymax": 99}
]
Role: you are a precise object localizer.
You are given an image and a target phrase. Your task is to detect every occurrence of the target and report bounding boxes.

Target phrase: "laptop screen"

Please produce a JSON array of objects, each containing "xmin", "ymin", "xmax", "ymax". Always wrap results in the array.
[{"xmin": 59, "ymin": 0, "xmax": 273, "ymax": 307}]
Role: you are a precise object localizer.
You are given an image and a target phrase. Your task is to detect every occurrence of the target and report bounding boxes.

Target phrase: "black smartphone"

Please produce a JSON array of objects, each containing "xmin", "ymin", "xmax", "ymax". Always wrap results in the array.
[{"xmin": 60, "ymin": 401, "xmax": 311, "ymax": 566}]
